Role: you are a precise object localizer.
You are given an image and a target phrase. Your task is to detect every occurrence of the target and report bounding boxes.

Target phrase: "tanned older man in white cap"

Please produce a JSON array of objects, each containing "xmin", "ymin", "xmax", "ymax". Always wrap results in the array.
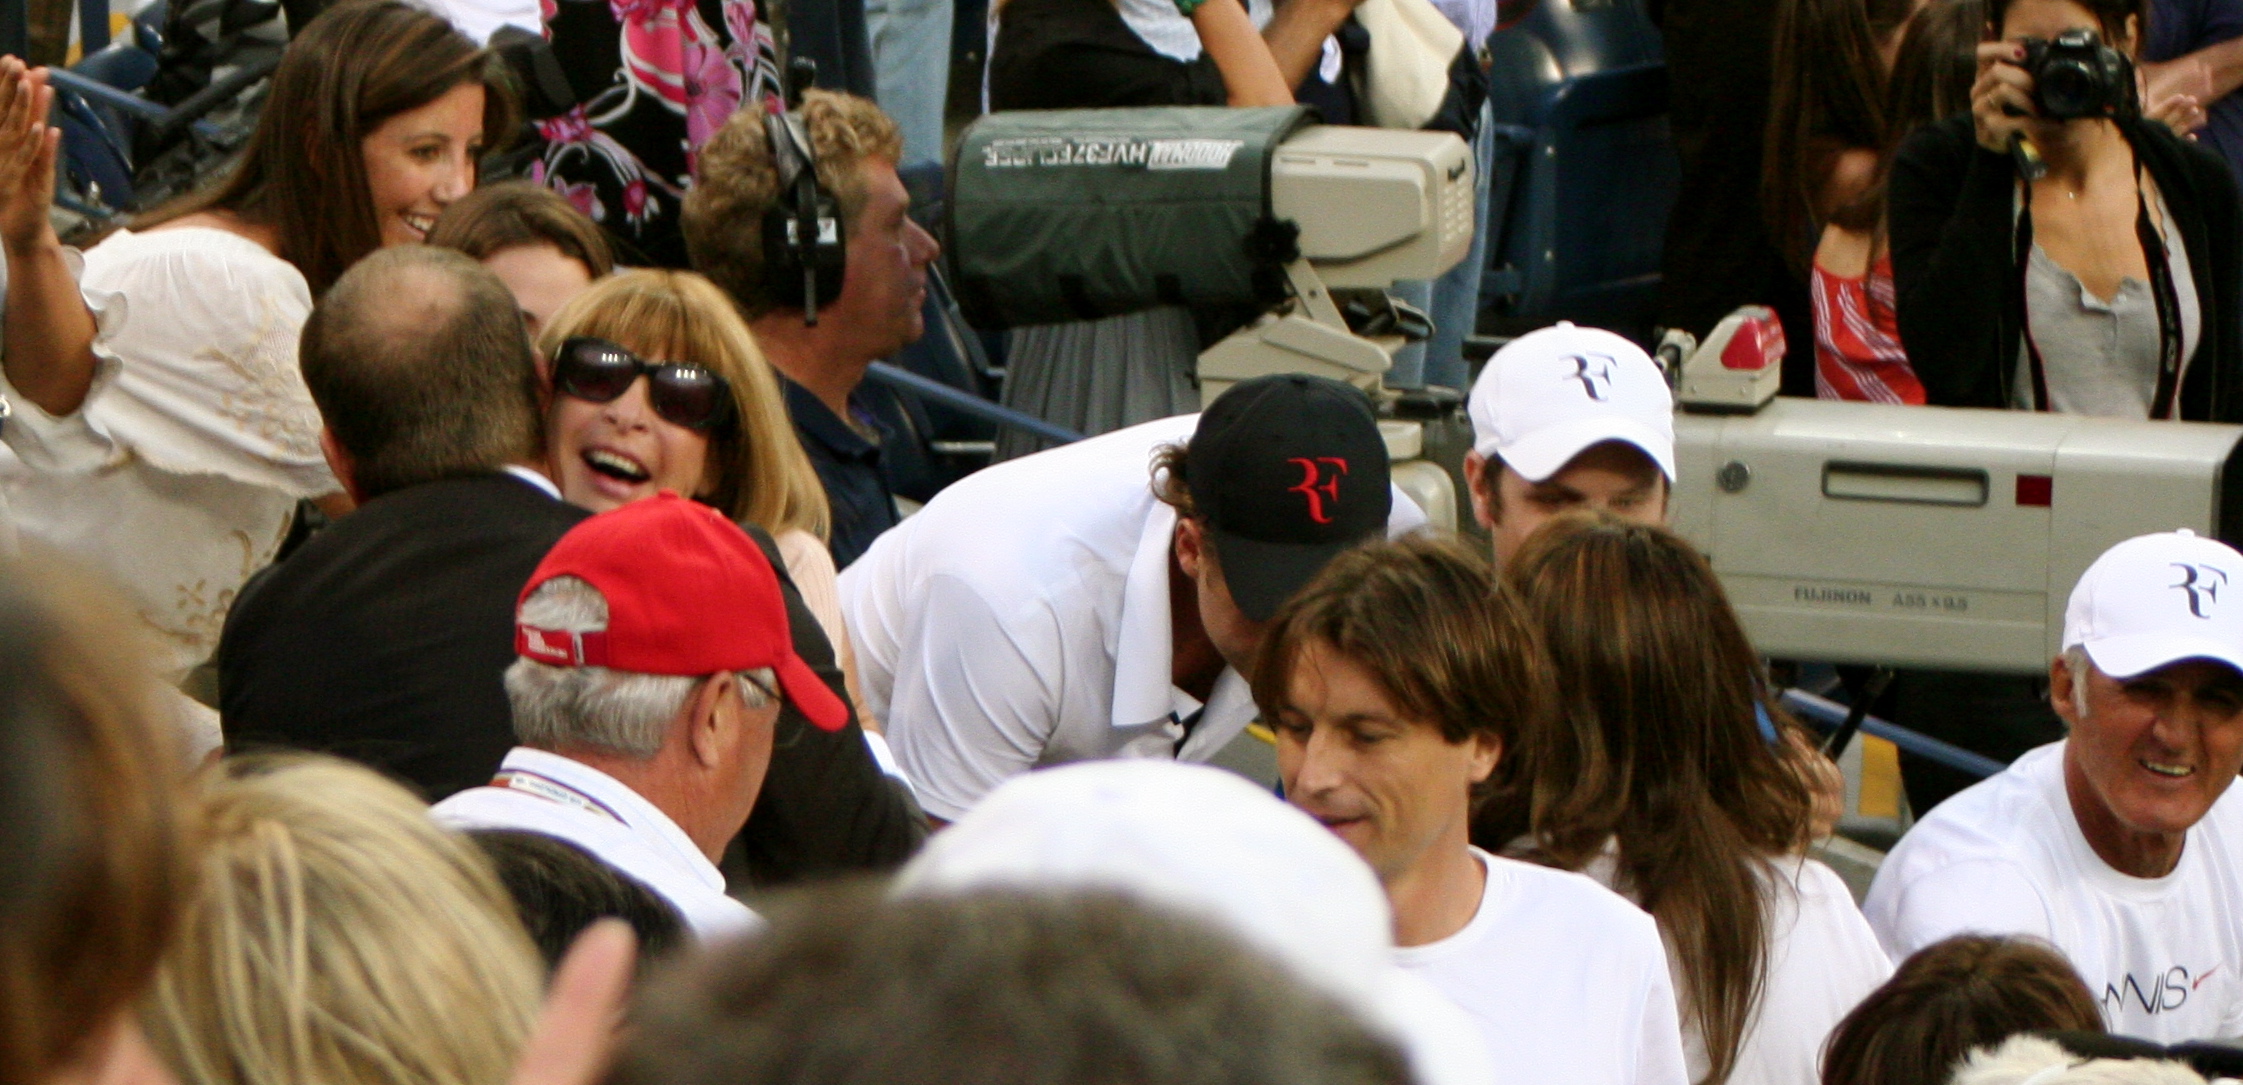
[
  {"xmin": 1866, "ymin": 530, "xmax": 2243, "ymax": 1042},
  {"xmin": 1464, "ymin": 321, "xmax": 1676, "ymax": 565}
]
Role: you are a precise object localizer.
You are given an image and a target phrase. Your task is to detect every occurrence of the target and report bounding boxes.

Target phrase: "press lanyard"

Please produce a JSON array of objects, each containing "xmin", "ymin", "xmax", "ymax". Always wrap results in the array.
[
  {"xmin": 2016, "ymin": 148, "xmax": 2185, "ymax": 419},
  {"xmin": 491, "ymin": 768, "xmax": 629, "ymax": 826}
]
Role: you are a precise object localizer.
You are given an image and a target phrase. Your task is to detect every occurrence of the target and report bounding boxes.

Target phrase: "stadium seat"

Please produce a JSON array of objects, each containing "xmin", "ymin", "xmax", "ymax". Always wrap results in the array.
[{"xmin": 1477, "ymin": 0, "xmax": 1677, "ymax": 344}]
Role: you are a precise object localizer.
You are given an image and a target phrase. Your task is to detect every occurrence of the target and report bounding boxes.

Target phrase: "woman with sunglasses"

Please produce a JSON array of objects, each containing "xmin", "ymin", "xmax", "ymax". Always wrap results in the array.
[
  {"xmin": 534, "ymin": 271, "xmax": 858, "ymax": 669},
  {"xmin": 0, "ymin": 1, "xmax": 514, "ymax": 681}
]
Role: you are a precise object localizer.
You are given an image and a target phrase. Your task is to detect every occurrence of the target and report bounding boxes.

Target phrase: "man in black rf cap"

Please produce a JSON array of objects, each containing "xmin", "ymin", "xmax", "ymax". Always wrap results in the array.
[{"xmin": 838, "ymin": 374, "xmax": 1425, "ymax": 824}]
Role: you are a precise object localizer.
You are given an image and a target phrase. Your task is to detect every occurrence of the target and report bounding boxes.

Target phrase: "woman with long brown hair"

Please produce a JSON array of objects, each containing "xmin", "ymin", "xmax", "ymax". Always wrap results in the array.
[
  {"xmin": 0, "ymin": 0, "xmax": 514, "ymax": 680},
  {"xmin": 1475, "ymin": 512, "xmax": 1892, "ymax": 1085}
]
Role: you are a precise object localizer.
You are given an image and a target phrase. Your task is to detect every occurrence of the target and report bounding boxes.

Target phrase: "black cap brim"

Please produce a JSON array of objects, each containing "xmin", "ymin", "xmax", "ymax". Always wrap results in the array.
[{"xmin": 1207, "ymin": 527, "xmax": 1357, "ymax": 623}]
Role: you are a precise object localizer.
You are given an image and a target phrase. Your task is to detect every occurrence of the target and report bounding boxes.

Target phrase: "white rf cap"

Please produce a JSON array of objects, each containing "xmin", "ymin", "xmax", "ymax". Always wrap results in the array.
[
  {"xmin": 2064, "ymin": 530, "xmax": 2243, "ymax": 679},
  {"xmin": 1466, "ymin": 321, "xmax": 1676, "ymax": 483}
]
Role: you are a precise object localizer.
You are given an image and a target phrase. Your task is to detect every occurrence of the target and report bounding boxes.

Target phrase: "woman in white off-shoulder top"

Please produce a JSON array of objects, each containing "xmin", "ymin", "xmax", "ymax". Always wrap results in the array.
[{"xmin": 0, "ymin": 1, "xmax": 515, "ymax": 679}]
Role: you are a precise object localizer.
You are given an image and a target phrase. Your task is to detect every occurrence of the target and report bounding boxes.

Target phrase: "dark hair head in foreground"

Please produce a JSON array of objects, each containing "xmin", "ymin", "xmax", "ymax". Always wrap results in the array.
[
  {"xmin": 1820, "ymin": 934, "xmax": 2105, "ymax": 1085},
  {"xmin": 610, "ymin": 884, "xmax": 1415, "ymax": 1085},
  {"xmin": 467, "ymin": 829, "xmax": 688, "ymax": 971}
]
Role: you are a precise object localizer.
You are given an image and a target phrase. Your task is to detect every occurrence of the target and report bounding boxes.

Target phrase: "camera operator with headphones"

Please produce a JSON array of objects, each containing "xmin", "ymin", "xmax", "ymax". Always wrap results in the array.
[
  {"xmin": 681, "ymin": 83, "xmax": 940, "ymax": 570},
  {"xmin": 1889, "ymin": 0, "xmax": 2243, "ymax": 422}
]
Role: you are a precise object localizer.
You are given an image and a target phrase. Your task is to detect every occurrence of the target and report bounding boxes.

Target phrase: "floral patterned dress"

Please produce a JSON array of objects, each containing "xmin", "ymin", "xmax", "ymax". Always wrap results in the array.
[{"xmin": 531, "ymin": 0, "xmax": 781, "ymax": 267}]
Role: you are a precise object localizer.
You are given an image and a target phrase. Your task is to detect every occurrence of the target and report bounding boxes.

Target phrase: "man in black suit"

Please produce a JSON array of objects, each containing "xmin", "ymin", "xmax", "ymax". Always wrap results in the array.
[
  {"xmin": 221, "ymin": 247, "xmax": 925, "ymax": 882},
  {"xmin": 220, "ymin": 246, "xmax": 581, "ymax": 799}
]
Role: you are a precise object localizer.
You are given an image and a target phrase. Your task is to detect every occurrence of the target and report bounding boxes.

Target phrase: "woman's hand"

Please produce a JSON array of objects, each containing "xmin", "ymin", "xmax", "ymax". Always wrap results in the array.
[
  {"xmin": 0, "ymin": 55, "xmax": 100, "ymax": 417},
  {"xmin": 2143, "ymin": 54, "xmax": 2212, "ymax": 137},
  {"xmin": 2146, "ymin": 90, "xmax": 2207, "ymax": 138},
  {"xmin": 0, "ymin": 57, "xmax": 57, "ymax": 259},
  {"xmin": 1972, "ymin": 40, "xmax": 2039, "ymax": 154}
]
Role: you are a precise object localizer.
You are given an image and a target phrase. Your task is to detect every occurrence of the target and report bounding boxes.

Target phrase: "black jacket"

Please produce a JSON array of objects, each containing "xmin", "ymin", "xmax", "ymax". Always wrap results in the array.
[
  {"xmin": 219, "ymin": 472, "xmax": 925, "ymax": 883},
  {"xmin": 1890, "ymin": 113, "xmax": 2243, "ymax": 418},
  {"xmin": 220, "ymin": 473, "xmax": 588, "ymax": 798}
]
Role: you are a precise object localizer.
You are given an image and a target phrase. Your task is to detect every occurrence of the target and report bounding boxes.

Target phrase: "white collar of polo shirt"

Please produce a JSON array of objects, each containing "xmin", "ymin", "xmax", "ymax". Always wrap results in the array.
[
  {"xmin": 1110, "ymin": 500, "xmax": 1198, "ymax": 729},
  {"xmin": 494, "ymin": 746, "xmax": 726, "ymax": 892}
]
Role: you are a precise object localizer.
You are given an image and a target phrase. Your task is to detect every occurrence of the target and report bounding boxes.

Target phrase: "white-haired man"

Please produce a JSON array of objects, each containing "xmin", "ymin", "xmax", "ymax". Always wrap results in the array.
[
  {"xmin": 1866, "ymin": 530, "xmax": 2243, "ymax": 1041},
  {"xmin": 434, "ymin": 493, "xmax": 849, "ymax": 938}
]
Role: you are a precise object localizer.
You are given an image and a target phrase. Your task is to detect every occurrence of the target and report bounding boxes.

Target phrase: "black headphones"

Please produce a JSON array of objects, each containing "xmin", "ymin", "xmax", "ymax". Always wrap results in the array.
[{"xmin": 760, "ymin": 59, "xmax": 847, "ymax": 325}]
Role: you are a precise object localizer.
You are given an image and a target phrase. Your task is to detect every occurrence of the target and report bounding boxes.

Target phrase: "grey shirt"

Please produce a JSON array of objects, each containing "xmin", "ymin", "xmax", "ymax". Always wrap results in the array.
[{"xmin": 2012, "ymin": 185, "xmax": 2202, "ymax": 417}]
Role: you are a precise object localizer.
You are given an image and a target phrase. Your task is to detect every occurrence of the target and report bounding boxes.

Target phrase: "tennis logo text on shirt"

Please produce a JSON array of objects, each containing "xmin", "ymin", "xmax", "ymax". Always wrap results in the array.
[{"xmin": 2102, "ymin": 964, "xmax": 2216, "ymax": 1016}]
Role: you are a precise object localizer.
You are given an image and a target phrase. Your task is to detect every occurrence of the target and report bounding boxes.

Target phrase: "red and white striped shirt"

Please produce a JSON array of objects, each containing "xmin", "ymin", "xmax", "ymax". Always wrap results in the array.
[{"xmin": 1813, "ymin": 254, "xmax": 1926, "ymax": 405}]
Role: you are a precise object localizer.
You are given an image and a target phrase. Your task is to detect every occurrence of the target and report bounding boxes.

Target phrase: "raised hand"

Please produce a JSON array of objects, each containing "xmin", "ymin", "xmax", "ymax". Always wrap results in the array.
[
  {"xmin": 1972, "ymin": 40, "xmax": 2038, "ymax": 154},
  {"xmin": 507, "ymin": 920, "xmax": 637, "ymax": 1085},
  {"xmin": 0, "ymin": 56, "xmax": 58, "ymax": 258}
]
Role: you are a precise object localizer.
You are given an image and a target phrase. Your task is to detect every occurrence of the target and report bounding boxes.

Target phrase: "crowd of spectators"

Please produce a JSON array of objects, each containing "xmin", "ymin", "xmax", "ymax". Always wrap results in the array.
[{"xmin": 7, "ymin": 0, "xmax": 2243, "ymax": 1078}]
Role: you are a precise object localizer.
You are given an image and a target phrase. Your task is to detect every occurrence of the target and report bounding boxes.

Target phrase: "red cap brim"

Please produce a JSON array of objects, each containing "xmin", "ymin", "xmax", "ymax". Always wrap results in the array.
[{"xmin": 775, "ymin": 653, "xmax": 850, "ymax": 731}]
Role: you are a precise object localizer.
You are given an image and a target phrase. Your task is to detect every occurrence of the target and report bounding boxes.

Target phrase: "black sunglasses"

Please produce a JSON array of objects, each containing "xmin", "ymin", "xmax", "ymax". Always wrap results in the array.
[{"xmin": 553, "ymin": 337, "xmax": 735, "ymax": 431}]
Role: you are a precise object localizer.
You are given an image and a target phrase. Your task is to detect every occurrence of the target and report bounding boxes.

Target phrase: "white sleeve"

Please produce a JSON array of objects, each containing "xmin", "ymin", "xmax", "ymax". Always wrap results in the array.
[
  {"xmin": 75, "ymin": 239, "xmax": 335, "ymax": 497},
  {"xmin": 883, "ymin": 573, "xmax": 1061, "ymax": 822},
  {"xmin": 0, "ymin": 245, "xmax": 119, "ymax": 474},
  {"xmin": 0, "ymin": 353, "xmax": 122, "ymax": 473},
  {"xmin": 1385, "ymin": 483, "xmax": 1428, "ymax": 537},
  {"xmin": 1865, "ymin": 857, "xmax": 2056, "ymax": 962},
  {"xmin": 1632, "ymin": 928, "xmax": 1693, "ymax": 1085}
]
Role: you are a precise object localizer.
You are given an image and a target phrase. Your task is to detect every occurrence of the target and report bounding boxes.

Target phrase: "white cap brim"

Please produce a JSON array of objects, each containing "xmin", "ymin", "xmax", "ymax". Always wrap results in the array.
[
  {"xmin": 2080, "ymin": 633, "xmax": 2243, "ymax": 680},
  {"xmin": 1480, "ymin": 415, "xmax": 1677, "ymax": 484}
]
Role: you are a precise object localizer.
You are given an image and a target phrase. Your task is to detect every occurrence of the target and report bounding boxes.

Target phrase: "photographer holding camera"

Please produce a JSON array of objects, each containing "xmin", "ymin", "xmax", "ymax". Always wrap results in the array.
[{"xmin": 1889, "ymin": 0, "xmax": 2243, "ymax": 421}]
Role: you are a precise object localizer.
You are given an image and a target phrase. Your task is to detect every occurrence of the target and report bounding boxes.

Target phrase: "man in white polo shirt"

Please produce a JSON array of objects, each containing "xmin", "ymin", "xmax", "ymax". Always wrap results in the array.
[
  {"xmin": 840, "ymin": 374, "xmax": 1424, "ymax": 824},
  {"xmin": 1253, "ymin": 535, "xmax": 1690, "ymax": 1085},
  {"xmin": 1465, "ymin": 321, "xmax": 1676, "ymax": 564},
  {"xmin": 1865, "ymin": 530, "xmax": 2243, "ymax": 1041},
  {"xmin": 434, "ymin": 493, "xmax": 851, "ymax": 940}
]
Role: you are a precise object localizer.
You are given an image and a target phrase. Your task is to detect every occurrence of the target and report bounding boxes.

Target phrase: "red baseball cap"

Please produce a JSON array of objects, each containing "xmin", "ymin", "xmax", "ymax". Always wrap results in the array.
[{"xmin": 514, "ymin": 493, "xmax": 849, "ymax": 731}]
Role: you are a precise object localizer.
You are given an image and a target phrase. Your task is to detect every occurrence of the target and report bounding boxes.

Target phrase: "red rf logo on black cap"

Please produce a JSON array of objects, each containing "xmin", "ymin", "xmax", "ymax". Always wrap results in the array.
[{"xmin": 1286, "ymin": 457, "xmax": 1350, "ymax": 524}]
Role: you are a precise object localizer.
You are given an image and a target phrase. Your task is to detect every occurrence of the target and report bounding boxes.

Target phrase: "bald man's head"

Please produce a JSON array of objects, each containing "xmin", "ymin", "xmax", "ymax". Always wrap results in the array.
[{"xmin": 301, "ymin": 246, "xmax": 546, "ymax": 500}]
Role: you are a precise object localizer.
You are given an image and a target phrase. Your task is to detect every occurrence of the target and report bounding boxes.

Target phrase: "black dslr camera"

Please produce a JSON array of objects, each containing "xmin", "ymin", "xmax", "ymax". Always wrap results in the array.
[{"xmin": 2018, "ymin": 29, "xmax": 2134, "ymax": 120}]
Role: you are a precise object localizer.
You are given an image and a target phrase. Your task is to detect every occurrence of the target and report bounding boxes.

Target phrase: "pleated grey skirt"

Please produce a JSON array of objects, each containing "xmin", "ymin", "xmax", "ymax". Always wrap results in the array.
[{"xmin": 995, "ymin": 306, "xmax": 1201, "ymax": 460}]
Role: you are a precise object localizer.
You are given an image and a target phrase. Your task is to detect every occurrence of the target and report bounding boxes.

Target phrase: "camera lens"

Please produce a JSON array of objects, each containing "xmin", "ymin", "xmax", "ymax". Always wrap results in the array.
[{"xmin": 2038, "ymin": 59, "xmax": 2098, "ymax": 119}]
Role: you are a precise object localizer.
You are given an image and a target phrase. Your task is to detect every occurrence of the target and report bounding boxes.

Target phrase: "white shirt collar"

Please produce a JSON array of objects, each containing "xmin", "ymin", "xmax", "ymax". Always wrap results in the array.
[
  {"xmin": 501, "ymin": 464, "xmax": 562, "ymax": 501},
  {"xmin": 493, "ymin": 747, "xmax": 726, "ymax": 893},
  {"xmin": 1111, "ymin": 501, "xmax": 1185, "ymax": 728}
]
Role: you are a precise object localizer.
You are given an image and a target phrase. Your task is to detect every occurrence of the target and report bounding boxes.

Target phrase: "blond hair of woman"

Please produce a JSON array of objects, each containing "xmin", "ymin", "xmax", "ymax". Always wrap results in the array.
[
  {"xmin": 536, "ymin": 270, "xmax": 877, "ymax": 729},
  {"xmin": 142, "ymin": 754, "xmax": 543, "ymax": 1085},
  {"xmin": 538, "ymin": 269, "xmax": 830, "ymax": 542}
]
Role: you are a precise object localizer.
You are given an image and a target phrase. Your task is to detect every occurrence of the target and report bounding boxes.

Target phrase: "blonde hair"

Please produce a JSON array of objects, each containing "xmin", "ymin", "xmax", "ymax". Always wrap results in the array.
[
  {"xmin": 540, "ymin": 269, "xmax": 832, "ymax": 540},
  {"xmin": 142, "ymin": 754, "xmax": 543, "ymax": 1085}
]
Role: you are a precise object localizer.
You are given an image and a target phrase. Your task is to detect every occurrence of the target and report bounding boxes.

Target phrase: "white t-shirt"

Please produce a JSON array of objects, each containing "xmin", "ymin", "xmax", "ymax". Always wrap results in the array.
[
  {"xmin": 432, "ymin": 747, "xmax": 762, "ymax": 942},
  {"xmin": 1864, "ymin": 741, "xmax": 2243, "ymax": 1043},
  {"xmin": 0, "ymin": 227, "xmax": 334, "ymax": 680},
  {"xmin": 1395, "ymin": 847, "xmax": 1691, "ymax": 1085},
  {"xmin": 1112, "ymin": 0, "xmax": 1274, "ymax": 61},
  {"xmin": 1587, "ymin": 846, "xmax": 1892, "ymax": 1085},
  {"xmin": 839, "ymin": 414, "xmax": 1426, "ymax": 822}
]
